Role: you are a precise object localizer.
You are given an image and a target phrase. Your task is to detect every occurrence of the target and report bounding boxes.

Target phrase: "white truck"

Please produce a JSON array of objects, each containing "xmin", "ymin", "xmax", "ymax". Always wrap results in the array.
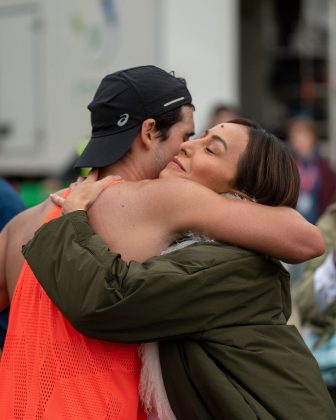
[{"xmin": 0, "ymin": 0, "xmax": 238, "ymax": 177}]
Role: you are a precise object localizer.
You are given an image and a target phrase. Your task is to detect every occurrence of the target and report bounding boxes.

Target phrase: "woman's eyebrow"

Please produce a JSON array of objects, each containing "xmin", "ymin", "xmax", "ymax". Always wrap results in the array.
[
  {"xmin": 210, "ymin": 135, "xmax": 228, "ymax": 151},
  {"xmin": 200, "ymin": 130, "xmax": 228, "ymax": 150}
]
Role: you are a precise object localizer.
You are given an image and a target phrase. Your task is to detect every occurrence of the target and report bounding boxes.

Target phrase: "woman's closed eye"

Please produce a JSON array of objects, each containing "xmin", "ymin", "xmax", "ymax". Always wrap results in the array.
[
  {"xmin": 206, "ymin": 147, "xmax": 216, "ymax": 154},
  {"xmin": 205, "ymin": 142, "xmax": 224, "ymax": 155}
]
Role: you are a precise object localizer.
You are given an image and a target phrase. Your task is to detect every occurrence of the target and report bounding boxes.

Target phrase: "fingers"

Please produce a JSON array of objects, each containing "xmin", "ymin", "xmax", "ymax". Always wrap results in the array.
[
  {"xmin": 69, "ymin": 181, "xmax": 79, "ymax": 191},
  {"xmin": 50, "ymin": 193, "xmax": 65, "ymax": 207},
  {"xmin": 50, "ymin": 173, "xmax": 123, "ymax": 214},
  {"xmin": 86, "ymin": 169, "xmax": 99, "ymax": 182}
]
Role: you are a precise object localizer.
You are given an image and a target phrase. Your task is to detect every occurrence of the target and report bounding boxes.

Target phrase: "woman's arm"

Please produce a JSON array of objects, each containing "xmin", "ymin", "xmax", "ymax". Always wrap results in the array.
[
  {"xmin": 147, "ymin": 178, "xmax": 325, "ymax": 264},
  {"xmin": 51, "ymin": 176, "xmax": 325, "ymax": 264},
  {"xmin": 207, "ymin": 201, "xmax": 324, "ymax": 264}
]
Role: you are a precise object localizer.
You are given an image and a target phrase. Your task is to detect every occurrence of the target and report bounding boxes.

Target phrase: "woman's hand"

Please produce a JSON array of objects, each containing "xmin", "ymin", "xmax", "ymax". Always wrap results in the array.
[{"xmin": 50, "ymin": 170, "xmax": 122, "ymax": 214}]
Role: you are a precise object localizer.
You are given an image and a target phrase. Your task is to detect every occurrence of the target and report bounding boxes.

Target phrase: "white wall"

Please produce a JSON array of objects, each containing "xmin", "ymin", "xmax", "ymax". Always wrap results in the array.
[
  {"xmin": 0, "ymin": 0, "xmax": 239, "ymax": 175},
  {"xmin": 157, "ymin": 0, "xmax": 239, "ymax": 133}
]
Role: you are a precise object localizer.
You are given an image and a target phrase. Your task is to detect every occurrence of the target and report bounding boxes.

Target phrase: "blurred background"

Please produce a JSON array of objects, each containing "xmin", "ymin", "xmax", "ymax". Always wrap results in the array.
[{"xmin": 0, "ymin": 0, "xmax": 335, "ymax": 205}]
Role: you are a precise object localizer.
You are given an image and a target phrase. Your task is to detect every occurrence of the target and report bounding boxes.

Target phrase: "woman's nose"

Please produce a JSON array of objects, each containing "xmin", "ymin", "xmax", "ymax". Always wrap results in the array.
[{"xmin": 180, "ymin": 140, "xmax": 194, "ymax": 156}]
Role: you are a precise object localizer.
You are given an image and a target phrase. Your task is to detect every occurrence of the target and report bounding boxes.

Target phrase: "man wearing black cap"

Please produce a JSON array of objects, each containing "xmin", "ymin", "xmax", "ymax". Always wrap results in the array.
[
  {"xmin": 76, "ymin": 65, "xmax": 195, "ymax": 177},
  {"xmin": 0, "ymin": 65, "xmax": 196, "ymax": 419}
]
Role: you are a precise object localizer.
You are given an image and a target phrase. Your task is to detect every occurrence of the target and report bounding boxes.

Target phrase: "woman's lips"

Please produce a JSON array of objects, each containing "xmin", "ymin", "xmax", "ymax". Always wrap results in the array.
[{"xmin": 169, "ymin": 158, "xmax": 185, "ymax": 171}]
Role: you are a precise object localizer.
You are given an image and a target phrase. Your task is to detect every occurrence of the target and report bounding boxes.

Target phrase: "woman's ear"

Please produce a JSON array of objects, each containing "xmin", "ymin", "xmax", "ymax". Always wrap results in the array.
[{"xmin": 140, "ymin": 118, "xmax": 156, "ymax": 149}]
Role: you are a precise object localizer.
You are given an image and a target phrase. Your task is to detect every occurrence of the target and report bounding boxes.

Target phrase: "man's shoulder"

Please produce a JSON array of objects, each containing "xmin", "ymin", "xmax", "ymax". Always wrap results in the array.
[
  {"xmin": 95, "ymin": 178, "xmax": 216, "ymax": 214},
  {"xmin": 95, "ymin": 177, "xmax": 216, "ymax": 204},
  {"xmin": 6, "ymin": 198, "xmax": 53, "ymax": 237},
  {"xmin": 2, "ymin": 197, "xmax": 56, "ymax": 293},
  {"xmin": 138, "ymin": 178, "xmax": 219, "ymax": 213},
  {"xmin": 152, "ymin": 177, "xmax": 215, "ymax": 194}
]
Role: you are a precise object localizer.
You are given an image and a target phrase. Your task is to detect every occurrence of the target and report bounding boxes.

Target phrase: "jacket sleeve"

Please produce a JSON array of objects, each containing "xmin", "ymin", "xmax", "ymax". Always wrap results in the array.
[{"xmin": 22, "ymin": 211, "xmax": 282, "ymax": 342}]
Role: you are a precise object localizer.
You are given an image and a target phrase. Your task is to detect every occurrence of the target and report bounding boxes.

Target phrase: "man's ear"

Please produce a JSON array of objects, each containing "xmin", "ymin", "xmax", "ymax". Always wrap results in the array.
[{"xmin": 140, "ymin": 118, "xmax": 156, "ymax": 149}]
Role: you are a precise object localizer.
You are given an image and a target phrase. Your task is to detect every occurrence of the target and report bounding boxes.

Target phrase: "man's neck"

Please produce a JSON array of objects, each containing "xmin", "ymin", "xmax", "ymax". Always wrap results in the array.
[{"xmin": 98, "ymin": 157, "xmax": 153, "ymax": 181}]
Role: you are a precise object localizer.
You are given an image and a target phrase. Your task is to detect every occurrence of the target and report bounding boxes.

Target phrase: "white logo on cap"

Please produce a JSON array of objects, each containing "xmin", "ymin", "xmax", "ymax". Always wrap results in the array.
[
  {"xmin": 164, "ymin": 97, "xmax": 185, "ymax": 107},
  {"xmin": 117, "ymin": 113, "xmax": 129, "ymax": 127}
]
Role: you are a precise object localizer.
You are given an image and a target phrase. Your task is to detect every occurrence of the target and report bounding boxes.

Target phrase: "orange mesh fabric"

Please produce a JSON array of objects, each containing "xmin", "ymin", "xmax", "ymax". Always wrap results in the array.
[{"xmin": 0, "ymin": 188, "xmax": 146, "ymax": 419}]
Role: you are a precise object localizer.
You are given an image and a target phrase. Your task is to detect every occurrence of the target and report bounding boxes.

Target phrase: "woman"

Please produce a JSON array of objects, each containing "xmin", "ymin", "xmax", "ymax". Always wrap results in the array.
[{"xmin": 23, "ymin": 120, "xmax": 335, "ymax": 419}]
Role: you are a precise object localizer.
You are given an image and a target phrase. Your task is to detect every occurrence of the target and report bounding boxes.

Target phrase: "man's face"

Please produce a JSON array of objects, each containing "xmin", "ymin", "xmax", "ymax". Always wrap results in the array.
[{"xmin": 152, "ymin": 106, "xmax": 195, "ymax": 172}]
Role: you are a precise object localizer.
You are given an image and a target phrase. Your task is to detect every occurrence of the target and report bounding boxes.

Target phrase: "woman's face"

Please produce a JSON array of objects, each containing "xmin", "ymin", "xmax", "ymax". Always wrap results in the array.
[{"xmin": 159, "ymin": 123, "xmax": 249, "ymax": 193}]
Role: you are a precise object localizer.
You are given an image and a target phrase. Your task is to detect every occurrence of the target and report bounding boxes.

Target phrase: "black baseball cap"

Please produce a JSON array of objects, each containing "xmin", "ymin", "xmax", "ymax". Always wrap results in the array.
[{"xmin": 75, "ymin": 65, "xmax": 193, "ymax": 168}]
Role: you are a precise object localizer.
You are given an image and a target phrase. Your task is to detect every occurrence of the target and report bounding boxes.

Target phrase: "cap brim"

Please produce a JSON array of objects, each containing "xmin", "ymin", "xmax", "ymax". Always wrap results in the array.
[{"xmin": 74, "ymin": 126, "xmax": 140, "ymax": 168}]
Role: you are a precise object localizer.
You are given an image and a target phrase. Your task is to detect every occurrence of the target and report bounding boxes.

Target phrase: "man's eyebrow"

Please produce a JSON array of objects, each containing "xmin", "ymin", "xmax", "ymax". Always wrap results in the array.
[
  {"xmin": 210, "ymin": 135, "xmax": 228, "ymax": 151},
  {"xmin": 199, "ymin": 130, "xmax": 208, "ymax": 138}
]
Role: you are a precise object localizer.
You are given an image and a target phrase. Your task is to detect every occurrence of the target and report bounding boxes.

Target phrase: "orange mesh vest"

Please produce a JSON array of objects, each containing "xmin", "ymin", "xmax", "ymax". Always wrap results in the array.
[{"xmin": 0, "ymin": 187, "xmax": 146, "ymax": 420}]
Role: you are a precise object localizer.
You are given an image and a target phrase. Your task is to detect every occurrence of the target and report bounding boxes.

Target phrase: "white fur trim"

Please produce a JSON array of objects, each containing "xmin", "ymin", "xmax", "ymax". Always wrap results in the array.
[
  {"xmin": 139, "ymin": 343, "xmax": 177, "ymax": 420},
  {"xmin": 139, "ymin": 236, "xmax": 213, "ymax": 419}
]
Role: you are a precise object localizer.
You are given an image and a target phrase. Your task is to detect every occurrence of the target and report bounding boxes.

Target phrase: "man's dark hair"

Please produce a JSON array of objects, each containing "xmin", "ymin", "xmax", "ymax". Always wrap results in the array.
[{"xmin": 154, "ymin": 78, "xmax": 195, "ymax": 141}]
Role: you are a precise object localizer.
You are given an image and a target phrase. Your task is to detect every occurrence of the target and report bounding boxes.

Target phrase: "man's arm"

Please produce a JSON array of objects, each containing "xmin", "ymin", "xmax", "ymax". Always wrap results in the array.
[{"xmin": 23, "ymin": 211, "xmax": 280, "ymax": 342}]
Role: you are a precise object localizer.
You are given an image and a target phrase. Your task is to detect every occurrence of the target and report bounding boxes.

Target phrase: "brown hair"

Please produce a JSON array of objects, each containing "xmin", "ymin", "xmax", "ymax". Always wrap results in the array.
[{"xmin": 229, "ymin": 118, "xmax": 299, "ymax": 208}]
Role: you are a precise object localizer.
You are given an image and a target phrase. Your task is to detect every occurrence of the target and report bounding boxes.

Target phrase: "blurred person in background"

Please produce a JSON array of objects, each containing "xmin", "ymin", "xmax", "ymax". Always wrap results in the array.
[
  {"xmin": 205, "ymin": 103, "xmax": 239, "ymax": 127},
  {"xmin": 286, "ymin": 116, "xmax": 336, "ymax": 283},
  {"xmin": 287, "ymin": 116, "xmax": 336, "ymax": 224},
  {"xmin": 0, "ymin": 177, "xmax": 25, "ymax": 358},
  {"xmin": 295, "ymin": 201, "xmax": 336, "ymax": 405}
]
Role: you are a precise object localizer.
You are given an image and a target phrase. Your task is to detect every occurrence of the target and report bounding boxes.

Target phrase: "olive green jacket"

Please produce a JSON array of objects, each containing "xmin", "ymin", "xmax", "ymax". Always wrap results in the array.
[
  {"xmin": 23, "ymin": 211, "xmax": 335, "ymax": 420},
  {"xmin": 295, "ymin": 203, "xmax": 336, "ymax": 345}
]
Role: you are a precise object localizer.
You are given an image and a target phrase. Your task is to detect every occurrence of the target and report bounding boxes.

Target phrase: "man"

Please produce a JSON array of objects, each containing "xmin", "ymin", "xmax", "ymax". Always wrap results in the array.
[
  {"xmin": 0, "ymin": 65, "xmax": 195, "ymax": 419},
  {"xmin": 0, "ymin": 66, "xmax": 327, "ymax": 418},
  {"xmin": 287, "ymin": 116, "xmax": 336, "ymax": 224}
]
